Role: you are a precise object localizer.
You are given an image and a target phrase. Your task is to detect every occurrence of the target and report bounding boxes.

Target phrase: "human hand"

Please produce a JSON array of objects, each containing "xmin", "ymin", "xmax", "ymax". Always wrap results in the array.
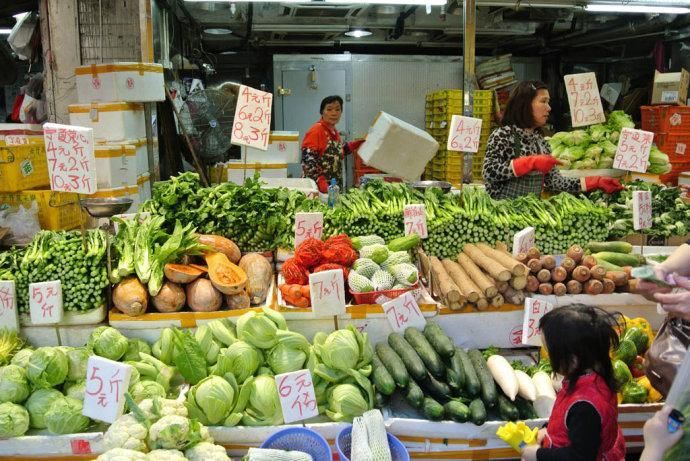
[
  {"xmin": 512, "ymin": 155, "xmax": 561, "ymax": 176},
  {"xmin": 640, "ymin": 406, "xmax": 684, "ymax": 461},
  {"xmin": 316, "ymin": 175, "xmax": 329, "ymax": 194},
  {"xmin": 585, "ymin": 176, "xmax": 624, "ymax": 194},
  {"xmin": 521, "ymin": 444, "xmax": 539, "ymax": 461},
  {"xmin": 655, "ymin": 274, "xmax": 690, "ymax": 321},
  {"xmin": 537, "ymin": 428, "xmax": 547, "ymax": 445},
  {"xmin": 636, "ymin": 265, "xmax": 673, "ymax": 301}
]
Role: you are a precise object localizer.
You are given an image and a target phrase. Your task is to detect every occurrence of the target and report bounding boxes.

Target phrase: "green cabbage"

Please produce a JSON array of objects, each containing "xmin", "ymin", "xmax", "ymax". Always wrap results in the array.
[
  {"xmin": 186, "ymin": 375, "xmax": 235, "ymax": 425},
  {"xmin": 608, "ymin": 110, "xmax": 635, "ymax": 132},
  {"xmin": 0, "ymin": 402, "xmax": 29, "ymax": 437},
  {"xmin": 589, "ymin": 124, "xmax": 610, "ymax": 142},
  {"xmin": 123, "ymin": 339, "xmax": 151, "ymax": 362},
  {"xmin": 26, "ymin": 388, "xmax": 64, "ymax": 429},
  {"xmin": 64, "ymin": 381, "xmax": 86, "ymax": 401},
  {"xmin": 236, "ymin": 309, "xmax": 279, "ymax": 349},
  {"xmin": 88, "ymin": 326, "xmax": 128, "ymax": 361},
  {"xmin": 267, "ymin": 330, "xmax": 310, "ymax": 375},
  {"xmin": 0, "ymin": 364, "xmax": 30, "ymax": 403},
  {"xmin": 130, "ymin": 380, "xmax": 166, "ymax": 403},
  {"xmin": 66, "ymin": 347, "xmax": 91, "ymax": 382},
  {"xmin": 10, "ymin": 348, "xmax": 33, "ymax": 368},
  {"xmin": 44, "ymin": 397, "xmax": 90, "ymax": 434},
  {"xmin": 213, "ymin": 341, "xmax": 262, "ymax": 383},
  {"xmin": 599, "ymin": 139, "xmax": 617, "ymax": 156},
  {"xmin": 548, "ymin": 131, "xmax": 570, "ymax": 146},
  {"xmin": 26, "ymin": 347, "xmax": 69, "ymax": 389},
  {"xmin": 325, "ymin": 383, "xmax": 369, "ymax": 423},
  {"xmin": 194, "ymin": 324, "xmax": 222, "ymax": 366},
  {"xmin": 241, "ymin": 375, "xmax": 283, "ymax": 426}
]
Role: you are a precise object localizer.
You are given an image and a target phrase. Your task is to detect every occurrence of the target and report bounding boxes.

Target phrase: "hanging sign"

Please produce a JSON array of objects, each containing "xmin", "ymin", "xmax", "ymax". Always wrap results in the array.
[
  {"xmin": 564, "ymin": 72, "xmax": 606, "ymax": 127},
  {"xmin": 43, "ymin": 123, "xmax": 97, "ymax": 194},
  {"xmin": 231, "ymin": 85, "xmax": 272, "ymax": 151},
  {"xmin": 309, "ymin": 269, "xmax": 346, "ymax": 317},
  {"xmin": 447, "ymin": 115, "xmax": 482, "ymax": 153}
]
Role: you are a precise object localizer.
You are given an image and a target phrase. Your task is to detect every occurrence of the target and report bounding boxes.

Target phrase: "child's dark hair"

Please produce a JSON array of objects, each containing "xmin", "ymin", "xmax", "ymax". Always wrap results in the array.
[{"xmin": 539, "ymin": 304, "xmax": 622, "ymax": 392}]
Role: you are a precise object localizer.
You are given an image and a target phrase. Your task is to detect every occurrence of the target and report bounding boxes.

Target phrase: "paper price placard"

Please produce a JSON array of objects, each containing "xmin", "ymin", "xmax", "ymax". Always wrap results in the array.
[
  {"xmin": 512, "ymin": 227, "xmax": 536, "ymax": 258},
  {"xmin": 29, "ymin": 280, "xmax": 63, "ymax": 325},
  {"xmin": 676, "ymin": 143, "xmax": 686, "ymax": 156},
  {"xmin": 5, "ymin": 135, "xmax": 29, "ymax": 146},
  {"xmin": 613, "ymin": 127, "xmax": 654, "ymax": 173},
  {"xmin": 0, "ymin": 281, "xmax": 18, "ymax": 331},
  {"xmin": 294, "ymin": 212, "xmax": 323, "ymax": 248},
  {"xmin": 43, "ymin": 123, "xmax": 96, "ymax": 194},
  {"xmin": 383, "ymin": 292, "xmax": 426, "ymax": 333},
  {"xmin": 633, "ymin": 190, "xmax": 652, "ymax": 230},
  {"xmin": 404, "ymin": 204, "xmax": 428, "ymax": 239},
  {"xmin": 521, "ymin": 297, "xmax": 555, "ymax": 346},
  {"xmin": 83, "ymin": 356, "xmax": 133, "ymax": 423},
  {"xmin": 231, "ymin": 85, "xmax": 272, "ymax": 150},
  {"xmin": 447, "ymin": 115, "xmax": 482, "ymax": 153},
  {"xmin": 564, "ymin": 72, "xmax": 606, "ymax": 127},
  {"xmin": 275, "ymin": 369, "xmax": 319, "ymax": 423},
  {"xmin": 309, "ymin": 269, "xmax": 346, "ymax": 317}
]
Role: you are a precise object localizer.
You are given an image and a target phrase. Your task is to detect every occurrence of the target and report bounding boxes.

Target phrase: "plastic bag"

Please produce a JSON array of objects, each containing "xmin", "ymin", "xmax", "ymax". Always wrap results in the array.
[
  {"xmin": 8, "ymin": 12, "xmax": 38, "ymax": 61},
  {"xmin": 0, "ymin": 202, "xmax": 41, "ymax": 245}
]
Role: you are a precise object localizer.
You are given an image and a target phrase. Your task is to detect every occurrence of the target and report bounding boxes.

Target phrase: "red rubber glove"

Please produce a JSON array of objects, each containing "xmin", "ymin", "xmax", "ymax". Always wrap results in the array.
[
  {"xmin": 584, "ymin": 176, "xmax": 624, "ymax": 194},
  {"xmin": 347, "ymin": 139, "xmax": 365, "ymax": 152},
  {"xmin": 512, "ymin": 155, "xmax": 561, "ymax": 177},
  {"xmin": 317, "ymin": 175, "xmax": 329, "ymax": 194}
]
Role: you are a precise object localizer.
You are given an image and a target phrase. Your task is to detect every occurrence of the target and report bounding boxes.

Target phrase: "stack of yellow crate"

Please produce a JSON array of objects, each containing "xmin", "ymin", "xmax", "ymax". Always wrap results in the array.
[{"xmin": 472, "ymin": 90, "xmax": 494, "ymax": 181}]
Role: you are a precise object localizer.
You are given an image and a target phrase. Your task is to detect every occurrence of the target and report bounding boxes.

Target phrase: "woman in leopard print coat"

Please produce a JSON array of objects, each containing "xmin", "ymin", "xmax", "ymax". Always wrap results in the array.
[{"xmin": 482, "ymin": 81, "xmax": 623, "ymax": 200}]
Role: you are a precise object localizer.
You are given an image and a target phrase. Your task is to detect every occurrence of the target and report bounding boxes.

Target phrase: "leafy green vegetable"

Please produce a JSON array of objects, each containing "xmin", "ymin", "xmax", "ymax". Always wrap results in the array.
[
  {"xmin": 171, "ymin": 329, "xmax": 208, "ymax": 385},
  {"xmin": 26, "ymin": 347, "xmax": 69, "ymax": 389},
  {"xmin": 0, "ymin": 402, "xmax": 29, "ymax": 437},
  {"xmin": 25, "ymin": 388, "xmax": 64, "ymax": 429},
  {"xmin": 212, "ymin": 341, "xmax": 262, "ymax": 384},
  {"xmin": 185, "ymin": 375, "xmax": 236, "ymax": 425},
  {"xmin": 44, "ymin": 397, "xmax": 90, "ymax": 434},
  {"xmin": 241, "ymin": 375, "xmax": 283, "ymax": 426},
  {"xmin": 88, "ymin": 326, "xmax": 128, "ymax": 361},
  {"xmin": 0, "ymin": 364, "xmax": 30, "ymax": 403}
]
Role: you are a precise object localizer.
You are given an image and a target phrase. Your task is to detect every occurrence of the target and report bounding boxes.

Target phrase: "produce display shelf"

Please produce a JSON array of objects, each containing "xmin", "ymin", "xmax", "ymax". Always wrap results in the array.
[
  {"xmin": 19, "ymin": 304, "xmax": 107, "ymax": 327},
  {"xmin": 0, "ymin": 431, "xmax": 104, "ymax": 459}
]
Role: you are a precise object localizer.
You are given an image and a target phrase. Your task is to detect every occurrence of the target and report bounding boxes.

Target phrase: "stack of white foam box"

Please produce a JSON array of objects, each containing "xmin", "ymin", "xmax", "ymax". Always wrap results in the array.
[
  {"xmin": 223, "ymin": 131, "xmax": 299, "ymax": 185},
  {"xmin": 69, "ymin": 63, "xmax": 165, "ymax": 212}
]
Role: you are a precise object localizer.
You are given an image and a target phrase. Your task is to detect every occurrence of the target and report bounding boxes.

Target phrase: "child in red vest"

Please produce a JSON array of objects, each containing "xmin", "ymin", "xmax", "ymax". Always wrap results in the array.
[{"xmin": 521, "ymin": 304, "xmax": 626, "ymax": 461}]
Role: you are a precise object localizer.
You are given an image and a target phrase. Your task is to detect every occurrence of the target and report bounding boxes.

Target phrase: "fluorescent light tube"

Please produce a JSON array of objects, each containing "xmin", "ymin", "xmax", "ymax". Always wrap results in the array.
[
  {"xmin": 325, "ymin": 0, "xmax": 446, "ymax": 4},
  {"xmin": 585, "ymin": 4, "xmax": 690, "ymax": 13},
  {"xmin": 0, "ymin": 29, "xmax": 12, "ymax": 34}
]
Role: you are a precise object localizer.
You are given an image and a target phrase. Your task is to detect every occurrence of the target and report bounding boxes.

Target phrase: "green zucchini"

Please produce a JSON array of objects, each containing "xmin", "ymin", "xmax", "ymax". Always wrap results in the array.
[
  {"xmin": 497, "ymin": 394, "xmax": 519, "ymax": 422},
  {"xmin": 375, "ymin": 343, "xmax": 409, "ymax": 388},
  {"xmin": 388, "ymin": 333, "xmax": 426, "ymax": 381},
  {"xmin": 592, "ymin": 251, "xmax": 645, "ymax": 267},
  {"xmin": 444, "ymin": 400, "xmax": 471, "ymax": 423},
  {"xmin": 586, "ymin": 241, "xmax": 633, "ymax": 254},
  {"xmin": 371, "ymin": 353, "xmax": 396, "ymax": 396},
  {"xmin": 514, "ymin": 397, "xmax": 538, "ymax": 420},
  {"xmin": 456, "ymin": 348, "xmax": 480, "ymax": 397},
  {"xmin": 421, "ymin": 372, "xmax": 452, "ymax": 403},
  {"xmin": 423, "ymin": 321, "xmax": 455, "ymax": 358},
  {"xmin": 469, "ymin": 398, "xmax": 487, "ymax": 426},
  {"xmin": 468, "ymin": 349, "xmax": 498, "ymax": 408},
  {"xmin": 404, "ymin": 379, "xmax": 425, "ymax": 409},
  {"xmin": 404, "ymin": 327, "xmax": 445, "ymax": 378},
  {"xmin": 423, "ymin": 397, "xmax": 445, "ymax": 421}
]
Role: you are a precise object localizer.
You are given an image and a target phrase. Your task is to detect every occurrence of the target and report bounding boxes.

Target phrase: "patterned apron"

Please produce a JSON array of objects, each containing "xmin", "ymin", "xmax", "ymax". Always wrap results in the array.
[
  {"xmin": 322, "ymin": 139, "xmax": 344, "ymax": 188},
  {"xmin": 494, "ymin": 131, "xmax": 545, "ymax": 200}
]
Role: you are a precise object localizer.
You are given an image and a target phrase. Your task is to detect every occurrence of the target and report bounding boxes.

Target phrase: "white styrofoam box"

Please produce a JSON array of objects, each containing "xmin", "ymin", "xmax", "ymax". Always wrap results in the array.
[
  {"xmin": 94, "ymin": 144, "xmax": 137, "ymax": 189},
  {"xmin": 679, "ymin": 171, "xmax": 690, "ymax": 187},
  {"xmin": 87, "ymin": 184, "xmax": 140, "ymax": 214},
  {"xmin": 138, "ymin": 173, "xmax": 152, "ymax": 204},
  {"xmin": 75, "ymin": 62, "xmax": 165, "ymax": 103},
  {"xmin": 69, "ymin": 102, "xmax": 145, "ymax": 142},
  {"xmin": 0, "ymin": 123, "xmax": 43, "ymax": 145},
  {"xmin": 226, "ymin": 162, "xmax": 288, "ymax": 185},
  {"xmin": 357, "ymin": 111, "xmax": 439, "ymax": 181},
  {"xmin": 245, "ymin": 131, "xmax": 300, "ymax": 164},
  {"xmin": 259, "ymin": 177, "xmax": 318, "ymax": 199},
  {"xmin": 98, "ymin": 137, "xmax": 158, "ymax": 176}
]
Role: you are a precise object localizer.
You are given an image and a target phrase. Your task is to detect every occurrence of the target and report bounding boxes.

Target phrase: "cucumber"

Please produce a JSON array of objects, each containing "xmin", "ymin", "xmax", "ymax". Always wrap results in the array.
[
  {"xmin": 514, "ymin": 397, "xmax": 538, "ymax": 420},
  {"xmin": 371, "ymin": 353, "xmax": 396, "ymax": 396},
  {"xmin": 468, "ymin": 349, "xmax": 498, "ymax": 408},
  {"xmin": 421, "ymin": 372, "xmax": 452, "ymax": 403},
  {"xmin": 423, "ymin": 321, "xmax": 455, "ymax": 358},
  {"xmin": 444, "ymin": 400, "xmax": 471, "ymax": 423},
  {"xmin": 404, "ymin": 327, "xmax": 445, "ymax": 378},
  {"xmin": 586, "ymin": 241, "xmax": 633, "ymax": 254},
  {"xmin": 446, "ymin": 351, "xmax": 466, "ymax": 393},
  {"xmin": 404, "ymin": 379, "xmax": 425, "ymax": 409},
  {"xmin": 375, "ymin": 391, "xmax": 390, "ymax": 408},
  {"xmin": 456, "ymin": 348, "xmax": 480, "ymax": 397},
  {"xmin": 469, "ymin": 398, "xmax": 487, "ymax": 426},
  {"xmin": 592, "ymin": 251, "xmax": 644, "ymax": 267},
  {"xmin": 387, "ymin": 234, "xmax": 421, "ymax": 252},
  {"xmin": 446, "ymin": 368, "xmax": 462, "ymax": 394},
  {"xmin": 423, "ymin": 397, "xmax": 445, "ymax": 421},
  {"xmin": 497, "ymin": 394, "xmax": 519, "ymax": 422},
  {"xmin": 375, "ymin": 343, "xmax": 409, "ymax": 388},
  {"xmin": 388, "ymin": 333, "xmax": 426, "ymax": 381}
]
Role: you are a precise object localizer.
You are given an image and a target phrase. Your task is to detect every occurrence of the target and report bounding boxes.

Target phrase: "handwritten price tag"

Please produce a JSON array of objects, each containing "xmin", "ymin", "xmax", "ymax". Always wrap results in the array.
[
  {"xmin": 447, "ymin": 115, "xmax": 483, "ymax": 153},
  {"xmin": 29, "ymin": 281, "xmax": 63, "ymax": 325},
  {"xmin": 564, "ymin": 72, "xmax": 606, "ymax": 128},
  {"xmin": 309, "ymin": 269, "xmax": 346, "ymax": 317},
  {"xmin": 512, "ymin": 227, "xmax": 536, "ymax": 258},
  {"xmin": 231, "ymin": 85, "xmax": 272, "ymax": 151},
  {"xmin": 5, "ymin": 135, "xmax": 29, "ymax": 146},
  {"xmin": 676, "ymin": 143, "xmax": 686, "ymax": 156},
  {"xmin": 294, "ymin": 212, "xmax": 324, "ymax": 248},
  {"xmin": 521, "ymin": 297, "xmax": 555, "ymax": 346},
  {"xmin": 43, "ymin": 123, "xmax": 96, "ymax": 194},
  {"xmin": 383, "ymin": 292, "xmax": 426, "ymax": 333},
  {"xmin": 613, "ymin": 127, "xmax": 654, "ymax": 173},
  {"xmin": 83, "ymin": 356, "xmax": 133, "ymax": 423},
  {"xmin": 404, "ymin": 204, "xmax": 428, "ymax": 239},
  {"xmin": 633, "ymin": 190, "xmax": 652, "ymax": 230},
  {"xmin": 275, "ymin": 370, "xmax": 319, "ymax": 423},
  {"xmin": 0, "ymin": 281, "xmax": 19, "ymax": 331}
]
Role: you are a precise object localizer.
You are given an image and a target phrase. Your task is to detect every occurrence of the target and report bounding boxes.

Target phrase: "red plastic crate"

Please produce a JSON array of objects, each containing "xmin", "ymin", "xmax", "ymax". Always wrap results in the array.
[
  {"xmin": 656, "ymin": 132, "xmax": 690, "ymax": 162},
  {"xmin": 349, "ymin": 283, "xmax": 419, "ymax": 305},
  {"xmin": 641, "ymin": 106, "xmax": 690, "ymax": 134}
]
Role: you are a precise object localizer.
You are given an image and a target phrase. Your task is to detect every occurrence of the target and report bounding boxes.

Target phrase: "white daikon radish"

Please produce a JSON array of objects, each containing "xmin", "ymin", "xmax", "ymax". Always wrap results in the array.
[
  {"xmin": 514, "ymin": 370, "xmax": 537, "ymax": 401},
  {"xmin": 552, "ymin": 373, "xmax": 564, "ymax": 393},
  {"xmin": 533, "ymin": 395, "xmax": 556, "ymax": 419},
  {"xmin": 487, "ymin": 355, "xmax": 519, "ymax": 401},
  {"xmin": 532, "ymin": 371, "xmax": 557, "ymax": 399}
]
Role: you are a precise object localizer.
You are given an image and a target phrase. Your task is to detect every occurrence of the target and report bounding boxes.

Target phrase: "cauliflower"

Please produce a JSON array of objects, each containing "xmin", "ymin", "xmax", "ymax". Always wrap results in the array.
[
  {"xmin": 138, "ymin": 398, "xmax": 188, "ymax": 421},
  {"xmin": 146, "ymin": 449, "xmax": 187, "ymax": 461},
  {"xmin": 96, "ymin": 448, "xmax": 148, "ymax": 461},
  {"xmin": 185, "ymin": 442, "xmax": 230, "ymax": 461},
  {"xmin": 103, "ymin": 414, "xmax": 148, "ymax": 452},
  {"xmin": 148, "ymin": 415, "xmax": 209, "ymax": 451}
]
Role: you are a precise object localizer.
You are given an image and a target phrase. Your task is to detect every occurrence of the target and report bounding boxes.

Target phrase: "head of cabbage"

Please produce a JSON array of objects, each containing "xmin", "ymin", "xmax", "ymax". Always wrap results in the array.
[
  {"xmin": 66, "ymin": 347, "xmax": 91, "ymax": 382},
  {"xmin": 123, "ymin": 338, "xmax": 152, "ymax": 362},
  {"xmin": 26, "ymin": 347, "xmax": 69, "ymax": 389},
  {"xmin": 10, "ymin": 348, "xmax": 33, "ymax": 368},
  {"xmin": 0, "ymin": 402, "xmax": 30, "ymax": 437},
  {"xmin": 64, "ymin": 381, "xmax": 86, "ymax": 401},
  {"xmin": 241, "ymin": 375, "xmax": 283, "ymax": 426},
  {"xmin": 186, "ymin": 375, "xmax": 237, "ymax": 426},
  {"xmin": 236, "ymin": 310, "xmax": 279, "ymax": 349},
  {"xmin": 213, "ymin": 341, "xmax": 262, "ymax": 383},
  {"xmin": 326, "ymin": 383, "xmax": 369, "ymax": 422},
  {"xmin": 314, "ymin": 325, "xmax": 373, "ymax": 378},
  {"xmin": 0, "ymin": 364, "xmax": 30, "ymax": 403},
  {"xmin": 88, "ymin": 326, "xmax": 128, "ymax": 361},
  {"xmin": 45, "ymin": 397, "xmax": 90, "ymax": 434},
  {"xmin": 25, "ymin": 388, "xmax": 64, "ymax": 429},
  {"xmin": 267, "ymin": 330, "xmax": 310, "ymax": 375},
  {"xmin": 130, "ymin": 380, "xmax": 166, "ymax": 403}
]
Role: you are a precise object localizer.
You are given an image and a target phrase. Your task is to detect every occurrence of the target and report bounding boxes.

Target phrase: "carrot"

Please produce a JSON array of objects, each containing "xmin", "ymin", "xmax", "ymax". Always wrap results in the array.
[
  {"xmin": 553, "ymin": 282, "xmax": 567, "ymax": 296},
  {"xmin": 605, "ymin": 271, "xmax": 629, "ymax": 287},
  {"xmin": 590, "ymin": 265, "xmax": 607, "ymax": 280},
  {"xmin": 572, "ymin": 266, "xmax": 591, "ymax": 283},
  {"xmin": 527, "ymin": 259, "xmax": 543, "ymax": 274},
  {"xmin": 527, "ymin": 247, "xmax": 541, "ymax": 260},
  {"xmin": 284, "ymin": 293, "xmax": 309, "ymax": 308},
  {"xmin": 288, "ymin": 284, "xmax": 303, "ymax": 299},
  {"xmin": 582, "ymin": 255, "xmax": 598, "ymax": 269},
  {"xmin": 279, "ymin": 284, "xmax": 291, "ymax": 297},
  {"xmin": 566, "ymin": 280, "xmax": 583, "ymax": 294},
  {"xmin": 566, "ymin": 245, "xmax": 584, "ymax": 263},
  {"xmin": 537, "ymin": 269, "xmax": 552, "ymax": 283},
  {"xmin": 538, "ymin": 283, "xmax": 554, "ymax": 295},
  {"xmin": 584, "ymin": 279, "xmax": 603, "ymax": 295},
  {"xmin": 526, "ymin": 275, "xmax": 540, "ymax": 293},
  {"xmin": 300, "ymin": 284, "xmax": 311, "ymax": 298},
  {"xmin": 560, "ymin": 257, "xmax": 576, "ymax": 274},
  {"xmin": 551, "ymin": 267, "xmax": 567, "ymax": 283},
  {"xmin": 602, "ymin": 278, "xmax": 616, "ymax": 294},
  {"xmin": 541, "ymin": 255, "xmax": 556, "ymax": 270}
]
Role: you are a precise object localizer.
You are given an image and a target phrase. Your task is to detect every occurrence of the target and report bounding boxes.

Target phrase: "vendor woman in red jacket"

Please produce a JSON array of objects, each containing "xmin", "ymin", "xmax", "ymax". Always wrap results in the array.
[{"xmin": 301, "ymin": 95, "xmax": 364, "ymax": 193}]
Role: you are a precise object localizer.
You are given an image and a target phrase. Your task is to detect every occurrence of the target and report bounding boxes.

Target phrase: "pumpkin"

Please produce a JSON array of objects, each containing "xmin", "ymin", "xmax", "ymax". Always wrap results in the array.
[
  {"xmin": 239, "ymin": 253, "xmax": 274, "ymax": 305},
  {"xmin": 198, "ymin": 235, "xmax": 241, "ymax": 264},
  {"xmin": 204, "ymin": 252, "xmax": 247, "ymax": 295}
]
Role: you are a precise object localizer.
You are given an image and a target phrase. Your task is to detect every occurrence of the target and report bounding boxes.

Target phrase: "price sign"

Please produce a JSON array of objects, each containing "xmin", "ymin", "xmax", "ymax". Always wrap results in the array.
[
  {"xmin": 632, "ymin": 190, "xmax": 653, "ymax": 230},
  {"xmin": 564, "ymin": 72, "xmax": 606, "ymax": 127},
  {"xmin": 521, "ymin": 297, "xmax": 555, "ymax": 346},
  {"xmin": 29, "ymin": 280, "xmax": 63, "ymax": 325},
  {"xmin": 83, "ymin": 356, "xmax": 133, "ymax": 423},
  {"xmin": 0, "ymin": 281, "xmax": 19, "ymax": 331},
  {"xmin": 447, "ymin": 115, "xmax": 482, "ymax": 153},
  {"xmin": 309, "ymin": 269, "xmax": 346, "ymax": 317},
  {"xmin": 294, "ymin": 212, "xmax": 324, "ymax": 248},
  {"xmin": 275, "ymin": 369, "xmax": 319, "ymax": 423},
  {"xmin": 5, "ymin": 135, "xmax": 29, "ymax": 146},
  {"xmin": 512, "ymin": 227, "xmax": 536, "ymax": 258},
  {"xmin": 43, "ymin": 123, "xmax": 96, "ymax": 194},
  {"xmin": 404, "ymin": 204, "xmax": 428, "ymax": 239},
  {"xmin": 677, "ymin": 143, "xmax": 686, "ymax": 156},
  {"xmin": 613, "ymin": 127, "xmax": 654, "ymax": 173},
  {"xmin": 383, "ymin": 292, "xmax": 426, "ymax": 333},
  {"xmin": 231, "ymin": 85, "xmax": 272, "ymax": 150}
]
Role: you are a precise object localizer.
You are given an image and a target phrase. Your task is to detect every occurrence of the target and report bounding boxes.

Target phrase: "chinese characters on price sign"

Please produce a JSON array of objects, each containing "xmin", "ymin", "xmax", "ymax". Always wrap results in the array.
[
  {"xmin": 512, "ymin": 227, "xmax": 536, "ymax": 258},
  {"xmin": 613, "ymin": 128, "xmax": 654, "ymax": 173},
  {"xmin": 43, "ymin": 123, "xmax": 96, "ymax": 194},
  {"xmin": 0, "ymin": 281, "xmax": 18, "ymax": 331},
  {"xmin": 231, "ymin": 85, "xmax": 273, "ymax": 150},
  {"xmin": 275, "ymin": 370, "xmax": 319, "ymax": 423},
  {"xmin": 309, "ymin": 269, "xmax": 345, "ymax": 317},
  {"xmin": 83, "ymin": 356, "xmax": 132, "ymax": 423},
  {"xmin": 383, "ymin": 292, "xmax": 426, "ymax": 333},
  {"xmin": 294, "ymin": 212, "xmax": 324, "ymax": 248},
  {"xmin": 404, "ymin": 204, "xmax": 428, "ymax": 239},
  {"xmin": 677, "ymin": 143, "xmax": 686, "ymax": 156},
  {"xmin": 521, "ymin": 298, "xmax": 555, "ymax": 346},
  {"xmin": 633, "ymin": 190, "xmax": 653, "ymax": 230},
  {"xmin": 564, "ymin": 72, "xmax": 606, "ymax": 128},
  {"xmin": 5, "ymin": 135, "xmax": 29, "ymax": 146},
  {"xmin": 447, "ymin": 115, "xmax": 483, "ymax": 153},
  {"xmin": 29, "ymin": 281, "xmax": 63, "ymax": 325}
]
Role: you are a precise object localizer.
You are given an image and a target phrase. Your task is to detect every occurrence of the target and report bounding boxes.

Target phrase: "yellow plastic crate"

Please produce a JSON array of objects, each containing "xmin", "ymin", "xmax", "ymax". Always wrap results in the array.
[
  {"xmin": 473, "ymin": 99, "xmax": 493, "ymax": 112},
  {"xmin": 0, "ymin": 189, "xmax": 83, "ymax": 230},
  {"xmin": 433, "ymin": 89, "xmax": 462, "ymax": 100},
  {"xmin": 473, "ymin": 90, "xmax": 493, "ymax": 100},
  {"xmin": 0, "ymin": 142, "xmax": 50, "ymax": 193}
]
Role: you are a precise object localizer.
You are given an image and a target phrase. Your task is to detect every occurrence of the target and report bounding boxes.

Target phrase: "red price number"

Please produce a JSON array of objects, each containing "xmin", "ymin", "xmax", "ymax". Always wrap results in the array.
[
  {"xmin": 633, "ymin": 190, "xmax": 652, "ymax": 230},
  {"xmin": 86, "ymin": 366, "xmax": 124, "ymax": 407},
  {"xmin": 312, "ymin": 275, "xmax": 342, "ymax": 304},
  {"xmin": 521, "ymin": 298, "xmax": 554, "ymax": 346},
  {"xmin": 383, "ymin": 292, "xmax": 425, "ymax": 332},
  {"xmin": 276, "ymin": 370, "xmax": 318, "ymax": 423},
  {"xmin": 404, "ymin": 204, "xmax": 428, "ymax": 239},
  {"xmin": 294, "ymin": 212, "xmax": 324, "ymax": 247},
  {"xmin": 564, "ymin": 73, "xmax": 606, "ymax": 127},
  {"xmin": 447, "ymin": 116, "xmax": 482, "ymax": 153},
  {"xmin": 232, "ymin": 85, "xmax": 273, "ymax": 150},
  {"xmin": 614, "ymin": 128, "xmax": 654, "ymax": 173},
  {"xmin": 83, "ymin": 357, "xmax": 133, "ymax": 423},
  {"xmin": 308, "ymin": 269, "xmax": 346, "ymax": 317},
  {"xmin": 0, "ymin": 282, "xmax": 15, "ymax": 315},
  {"xmin": 43, "ymin": 123, "xmax": 95, "ymax": 194},
  {"xmin": 29, "ymin": 281, "xmax": 63, "ymax": 325}
]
